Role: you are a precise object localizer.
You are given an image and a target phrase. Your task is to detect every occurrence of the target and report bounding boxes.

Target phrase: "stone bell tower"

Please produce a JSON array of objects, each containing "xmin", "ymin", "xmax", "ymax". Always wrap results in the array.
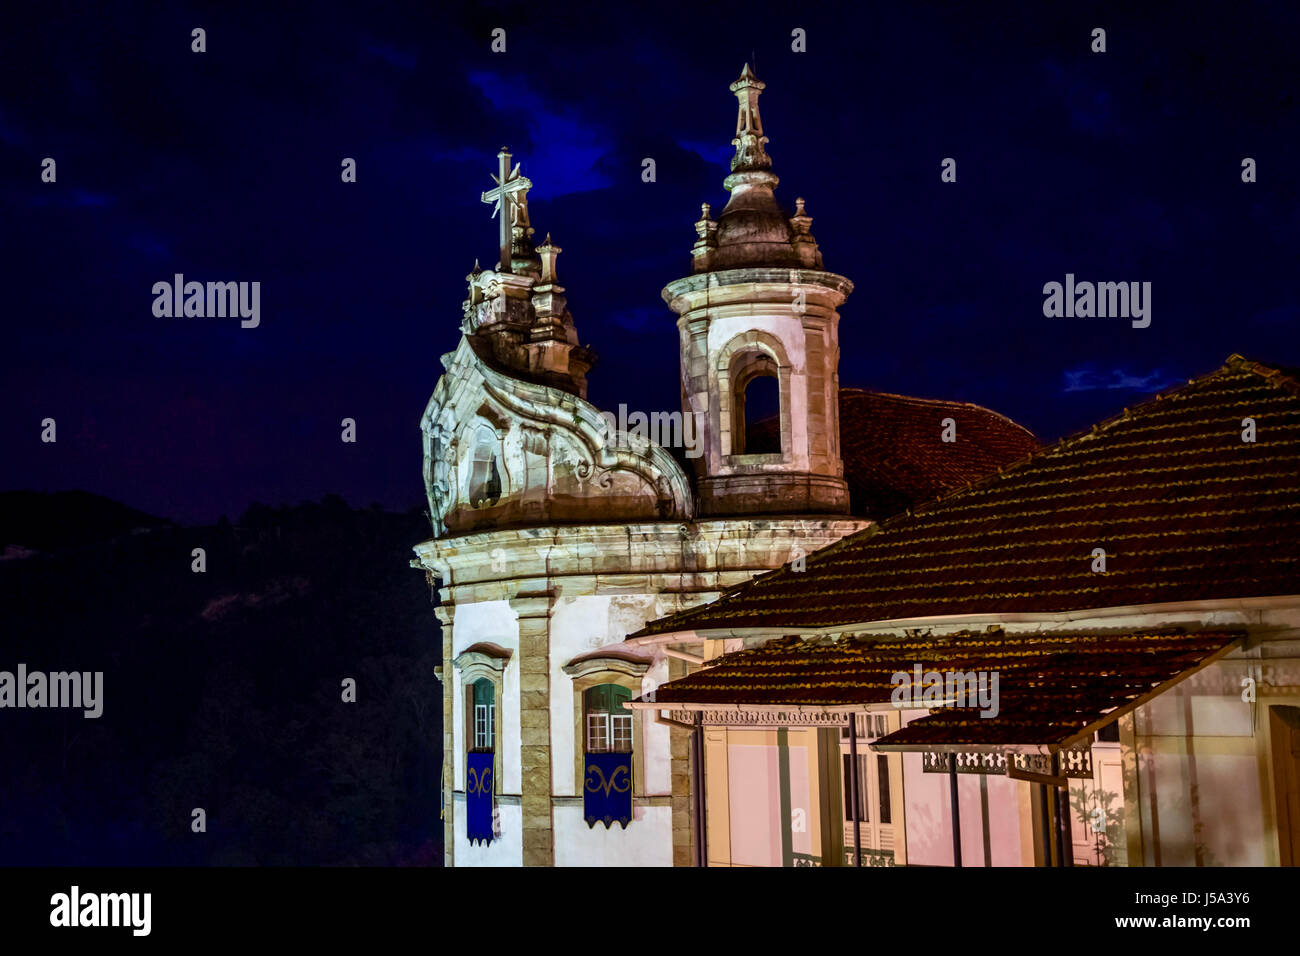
[{"xmin": 662, "ymin": 65, "xmax": 853, "ymax": 516}]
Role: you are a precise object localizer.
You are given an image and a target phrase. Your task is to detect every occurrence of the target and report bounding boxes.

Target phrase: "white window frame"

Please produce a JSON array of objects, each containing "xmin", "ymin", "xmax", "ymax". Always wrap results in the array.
[
  {"xmin": 474, "ymin": 700, "xmax": 495, "ymax": 751},
  {"xmin": 842, "ymin": 713, "xmax": 897, "ymax": 859}
]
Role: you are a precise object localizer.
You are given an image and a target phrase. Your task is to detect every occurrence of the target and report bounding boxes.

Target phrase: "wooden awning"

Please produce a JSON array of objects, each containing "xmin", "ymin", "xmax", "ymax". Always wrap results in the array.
[{"xmin": 627, "ymin": 627, "xmax": 1242, "ymax": 752}]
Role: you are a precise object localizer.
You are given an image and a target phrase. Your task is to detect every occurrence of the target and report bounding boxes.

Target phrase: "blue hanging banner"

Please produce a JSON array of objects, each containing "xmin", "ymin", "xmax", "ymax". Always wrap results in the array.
[
  {"xmin": 466, "ymin": 751, "xmax": 495, "ymax": 845},
  {"xmin": 584, "ymin": 752, "xmax": 633, "ymax": 829}
]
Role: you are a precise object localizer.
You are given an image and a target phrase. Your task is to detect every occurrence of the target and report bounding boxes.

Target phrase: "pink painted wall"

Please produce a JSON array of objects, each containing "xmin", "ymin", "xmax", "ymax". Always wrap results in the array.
[{"xmin": 899, "ymin": 708, "xmax": 1025, "ymax": 866}]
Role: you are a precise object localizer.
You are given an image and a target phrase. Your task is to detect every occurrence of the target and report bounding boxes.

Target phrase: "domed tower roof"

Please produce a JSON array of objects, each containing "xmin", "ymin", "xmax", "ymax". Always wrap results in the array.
[
  {"xmin": 689, "ymin": 65, "xmax": 823, "ymax": 273},
  {"xmin": 663, "ymin": 67, "xmax": 853, "ymax": 518}
]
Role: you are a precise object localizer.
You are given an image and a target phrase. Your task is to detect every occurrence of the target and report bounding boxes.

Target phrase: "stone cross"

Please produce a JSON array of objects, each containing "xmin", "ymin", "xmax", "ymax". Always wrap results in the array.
[{"xmin": 481, "ymin": 148, "xmax": 532, "ymax": 275}]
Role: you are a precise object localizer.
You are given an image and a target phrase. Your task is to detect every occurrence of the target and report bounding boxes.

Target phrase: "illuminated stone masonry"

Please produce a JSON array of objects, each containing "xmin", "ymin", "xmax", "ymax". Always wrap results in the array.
[{"xmin": 412, "ymin": 65, "xmax": 1036, "ymax": 867}]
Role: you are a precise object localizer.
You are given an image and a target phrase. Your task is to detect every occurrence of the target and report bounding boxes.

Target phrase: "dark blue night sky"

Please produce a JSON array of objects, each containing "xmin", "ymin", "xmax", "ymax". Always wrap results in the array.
[{"xmin": 3, "ymin": 1, "xmax": 1296, "ymax": 524}]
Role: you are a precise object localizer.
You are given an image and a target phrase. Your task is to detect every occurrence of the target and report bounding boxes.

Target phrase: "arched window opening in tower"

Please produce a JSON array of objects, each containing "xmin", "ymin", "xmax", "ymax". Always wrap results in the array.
[{"xmin": 740, "ymin": 371, "xmax": 781, "ymax": 455}]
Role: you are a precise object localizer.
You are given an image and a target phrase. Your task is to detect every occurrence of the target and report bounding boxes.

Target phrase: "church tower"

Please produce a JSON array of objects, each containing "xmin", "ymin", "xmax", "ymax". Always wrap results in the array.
[
  {"xmin": 663, "ymin": 65, "xmax": 853, "ymax": 516},
  {"xmin": 466, "ymin": 148, "xmax": 595, "ymax": 399}
]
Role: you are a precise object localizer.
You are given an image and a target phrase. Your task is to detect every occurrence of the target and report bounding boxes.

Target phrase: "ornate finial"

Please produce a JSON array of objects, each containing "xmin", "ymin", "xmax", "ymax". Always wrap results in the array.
[
  {"xmin": 466, "ymin": 260, "xmax": 485, "ymax": 308},
  {"xmin": 733, "ymin": 63, "xmax": 763, "ymax": 90},
  {"xmin": 692, "ymin": 198, "xmax": 719, "ymax": 263},
  {"xmin": 790, "ymin": 196, "xmax": 816, "ymax": 260},
  {"xmin": 729, "ymin": 64, "xmax": 771, "ymax": 174},
  {"xmin": 790, "ymin": 197, "xmax": 812, "ymax": 237},
  {"xmin": 536, "ymin": 233, "xmax": 561, "ymax": 284}
]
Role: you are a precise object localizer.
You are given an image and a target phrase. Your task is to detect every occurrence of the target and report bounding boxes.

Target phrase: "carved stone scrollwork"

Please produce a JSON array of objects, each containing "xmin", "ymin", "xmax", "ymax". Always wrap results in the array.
[
  {"xmin": 427, "ymin": 423, "xmax": 453, "ymax": 536},
  {"xmin": 654, "ymin": 475, "xmax": 674, "ymax": 517},
  {"xmin": 520, "ymin": 424, "xmax": 549, "ymax": 456}
]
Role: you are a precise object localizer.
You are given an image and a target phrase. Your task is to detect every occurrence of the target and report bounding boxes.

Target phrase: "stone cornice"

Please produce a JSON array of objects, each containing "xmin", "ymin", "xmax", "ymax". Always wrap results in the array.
[
  {"xmin": 414, "ymin": 516, "xmax": 867, "ymax": 558},
  {"xmin": 412, "ymin": 517, "xmax": 870, "ymax": 606},
  {"xmin": 562, "ymin": 653, "xmax": 653, "ymax": 680},
  {"xmin": 453, "ymin": 643, "xmax": 512, "ymax": 678},
  {"xmin": 509, "ymin": 592, "xmax": 555, "ymax": 619},
  {"xmin": 662, "ymin": 267, "xmax": 853, "ymax": 310}
]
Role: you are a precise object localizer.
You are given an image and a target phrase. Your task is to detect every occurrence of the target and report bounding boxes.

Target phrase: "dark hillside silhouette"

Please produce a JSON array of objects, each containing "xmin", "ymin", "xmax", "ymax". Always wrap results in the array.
[{"xmin": 0, "ymin": 493, "xmax": 441, "ymax": 865}]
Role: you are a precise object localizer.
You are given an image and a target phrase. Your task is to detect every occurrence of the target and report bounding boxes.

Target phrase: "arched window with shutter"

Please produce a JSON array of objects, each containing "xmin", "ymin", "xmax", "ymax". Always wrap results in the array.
[{"xmin": 467, "ymin": 426, "xmax": 502, "ymax": 508}]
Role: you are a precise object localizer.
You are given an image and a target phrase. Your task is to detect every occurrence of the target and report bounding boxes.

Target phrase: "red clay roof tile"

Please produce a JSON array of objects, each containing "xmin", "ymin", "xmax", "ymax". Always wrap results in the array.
[{"xmin": 634, "ymin": 356, "xmax": 1300, "ymax": 637}]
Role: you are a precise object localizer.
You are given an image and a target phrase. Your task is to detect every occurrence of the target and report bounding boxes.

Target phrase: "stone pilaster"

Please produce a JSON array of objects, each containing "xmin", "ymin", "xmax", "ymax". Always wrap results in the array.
[
  {"xmin": 668, "ymin": 655, "xmax": 695, "ymax": 866},
  {"xmin": 513, "ymin": 593, "xmax": 555, "ymax": 866},
  {"xmin": 433, "ymin": 600, "xmax": 456, "ymax": 867}
]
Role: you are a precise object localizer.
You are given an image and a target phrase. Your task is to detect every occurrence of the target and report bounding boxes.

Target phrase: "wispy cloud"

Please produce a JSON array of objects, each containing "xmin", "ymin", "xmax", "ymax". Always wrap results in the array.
[
  {"xmin": 468, "ymin": 71, "xmax": 612, "ymax": 197},
  {"xmin": 1062, "ymin": 365, "xmax": 1182, "ymax": 393},
  {"xmin": 677, "ymin": 138, "xmax": 732, "ymax": 171}
]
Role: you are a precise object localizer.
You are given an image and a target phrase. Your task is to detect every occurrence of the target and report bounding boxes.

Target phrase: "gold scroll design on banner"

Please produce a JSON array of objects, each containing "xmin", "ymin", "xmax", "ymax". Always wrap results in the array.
[
  {"xmin": 585, "ymin": 763, "xmax": 631, "ymax": 798},
  {"xmin": 467, "ymin": 766, "xmax": 494, "ymax": 796}
]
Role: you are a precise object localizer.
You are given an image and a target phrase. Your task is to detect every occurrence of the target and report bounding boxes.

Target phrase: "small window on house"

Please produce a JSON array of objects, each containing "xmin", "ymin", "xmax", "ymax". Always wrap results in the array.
[
  {"xmin": 468, "ymin": 426, "xmax": 502, "ymax": 508},
  {"xmin": 843, "ymin": 754, "xmax": 870, "ymax": 824},
  {"xmin": 842, "ymin": 714, "xmax": 891, "ymax": 826},
  {"xmin": 584, "ymin": 684, "xmax": 633, "ymax": 753},
  {"xmin": 842, "ymin": 713, "xmax": 889, "ymax": 740},
  {"xmin": 876, "ymin": 754, "xmax": 891, "ymax": 825},
  {"xmin": 470, "ymin": 678, "xmax": 495, "ymax": 751}
]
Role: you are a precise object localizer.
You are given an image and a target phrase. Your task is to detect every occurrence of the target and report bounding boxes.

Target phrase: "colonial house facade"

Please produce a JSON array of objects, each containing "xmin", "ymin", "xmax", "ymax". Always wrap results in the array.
[
  {"xmin": 630, "ymin": 356, "xmax": 1300, "ymax": 867},
  {"xmin": 412, "ymin": 66, "xmax": 1038, "ymax": 866}
]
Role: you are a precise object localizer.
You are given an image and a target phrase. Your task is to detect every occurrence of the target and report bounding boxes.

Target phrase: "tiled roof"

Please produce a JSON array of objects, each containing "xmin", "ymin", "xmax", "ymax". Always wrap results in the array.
[
  {"xmin": 837, "ymin": 388, "xmax": 1040, "ymax": 519},
  {"xmin": 746, "ymin": 388, "xmax": 1039, "ymax": 519},
  {"xmin": 637, "ymin": 628, "xmax": 1241, "ymax": 747},
  {"xmin": 633, "ymin": 356, "xmax": 1300, "ymax": 637}
]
